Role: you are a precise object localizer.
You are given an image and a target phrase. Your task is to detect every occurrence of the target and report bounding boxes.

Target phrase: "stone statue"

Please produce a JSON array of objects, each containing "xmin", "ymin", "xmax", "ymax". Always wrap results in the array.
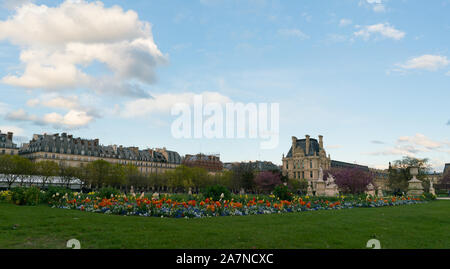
[
  {"xmin": 307, "ymin": 181, "xmax": 313, "ymax": 196},
  {"xmin": 366, "ymin": 183, "xmax": 375, "ymax": 196},
  {"xmin": 318, "ymin": 166, "xmax": 324, "ymax": 182},
  {"xmin": 377, "ymin": 186, "xmax": 383, "ymax": 197},
  {"xmin": 327, "ymin": 174, "xmax": 335, "ymax": 186},
  {"xmin": 429, "ymin": 180, "xmax": 436, "ymax": 196}
]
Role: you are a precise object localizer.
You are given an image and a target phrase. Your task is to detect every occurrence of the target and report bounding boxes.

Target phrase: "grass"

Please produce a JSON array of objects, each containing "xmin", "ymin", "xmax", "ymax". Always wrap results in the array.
[{"xmin": 0, "ymin": 201, "xmax": 449, "ymax": 249}]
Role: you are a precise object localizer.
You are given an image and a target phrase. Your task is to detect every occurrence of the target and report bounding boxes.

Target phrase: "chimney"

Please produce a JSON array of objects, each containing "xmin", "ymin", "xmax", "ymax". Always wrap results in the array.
[
  {"xmin": 305, "ymin": 135, "xmax": 310, "ymax": 155},
  {"xmin": 292, "ymin": 136, "xmax": 297, "ymax": 148},
  {"xmin": 319, "ymin": 135, "xmax": 324, "ymax": 149},
  {"xmin": 7, "ymin": 132, "xmax": 13, "ymax": 141}
]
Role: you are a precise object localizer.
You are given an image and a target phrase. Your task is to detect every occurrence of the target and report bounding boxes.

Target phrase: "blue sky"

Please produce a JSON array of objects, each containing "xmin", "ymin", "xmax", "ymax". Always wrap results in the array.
[{"xmin": 0, "ymin": 0, "xmax": 449, "ymax": 171}]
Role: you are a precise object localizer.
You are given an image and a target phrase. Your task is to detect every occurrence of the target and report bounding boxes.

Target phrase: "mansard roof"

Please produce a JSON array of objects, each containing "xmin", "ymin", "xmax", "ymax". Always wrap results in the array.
[
  {"xmin": 20, "ymin": 133, "xmax": 180, "ymax": 164},
  {"xmin": 286, "ymin": 138, "xmax": 320, "ymax": 158}
]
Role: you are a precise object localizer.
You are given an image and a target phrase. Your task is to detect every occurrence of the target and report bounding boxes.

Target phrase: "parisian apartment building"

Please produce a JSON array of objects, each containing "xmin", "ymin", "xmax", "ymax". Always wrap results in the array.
[{"xmin": 19, "ymin": 133, "xmax": 181, "ymax": 175}]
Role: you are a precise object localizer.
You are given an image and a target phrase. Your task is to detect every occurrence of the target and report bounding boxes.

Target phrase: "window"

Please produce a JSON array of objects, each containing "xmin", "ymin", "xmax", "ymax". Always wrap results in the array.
[
  {"xmin": 310, "ymin": 160, "xmax": 313, "ymax": 169},
  {"xmin": 310, "ymin": 171, "xmax": 313, "ymax": 178}
]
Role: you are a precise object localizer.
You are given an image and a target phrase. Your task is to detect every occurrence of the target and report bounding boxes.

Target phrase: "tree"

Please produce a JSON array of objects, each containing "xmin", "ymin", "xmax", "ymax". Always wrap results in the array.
[
  {"xmin": 35, "ymin": 160, "xmax": 59, "ymax": 188},
  {"xmin": 86, "ymin": 160, "xmax": 111, "ymax": 189},
  {"xmin": 231, "ymin": 163, "xmax": 255, "ymax": 193},
  {"xmin": 388, "ymin": 157, "xmax": 430, "ymax": 193},
  {"xmin": 254, "ymin": 171, "xmax": 282, "ymax": 193},
  {"xmin": 109, "ymin": 164, "xmax": 126, "ymax": 188},
  {"xmin": 0, "ymin": 155, "xmax": 22, "ymax": 189},
  {"xmin": 59, "ymin": 163, "xmax": 80, "ymax": 189},
  {"xmin": 329, "ymin": 168, "xmax": 374, "ymax": 194},
  {"xmin": 15, "ymin": 156, "xmax": 34, "ymax": 186},
  {"xmin": 288, "ymin": 178, "xmax": 308, "ymax": 195}
]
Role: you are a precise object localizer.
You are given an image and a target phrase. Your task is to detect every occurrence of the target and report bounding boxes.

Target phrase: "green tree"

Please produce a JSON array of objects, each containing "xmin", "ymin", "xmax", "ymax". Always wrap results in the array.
[
  {"xmin": 15, "ymin": 156, "xmax": 35, "ymax": 186},
  {"xmin": 35, "ymin": 160, "xmax": 59, "ymax": 188},
  {"xmin": 288, "ymin": 178, "xmax": 308, "ymax": 194},
  {"xmin": 109, "ymin": 164, "xmax": 126, "ymax": 188},
  {"xmin": 59, "ymin": 163, "xmax": 80, "ymax": 189},
  {"xmin": 86, "ymin": 160, "xmax": 111, "ymax": 189},
  {"xmin": 231, "ymin": 164, "xmax": 256, "ymax": 193},
  {"xmin": 0, "ymin": 155, "xmax": 34, "ymax": 189},
  {"xmin": 388, "ymin": 156, "xmax": 430, "ymax": 193},
  {"xmin": 123, "ymin": 163, "xmax": 139, "ymax": 191}
]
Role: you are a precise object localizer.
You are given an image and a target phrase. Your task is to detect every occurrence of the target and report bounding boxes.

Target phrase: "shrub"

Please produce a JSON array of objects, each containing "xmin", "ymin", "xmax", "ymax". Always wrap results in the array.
[
  {"xmin": 0, "ymin": 190, "xmax": 12, "ymax": 202},
  {"xmin": 43, "ymin": 186, "xmax": 72, "ymax": 204},
  {"xmin": 423, "ymin": 192, "xmax": 437, "ymax": 201},
  {"xmin": 254, "ymin": 171, "xmax": 282, "ymax": 193},
  {"xmin": 328, "ymin": 168, "xmax": 374, "ymax": 194},
  {"xmin": 98, "ymin": 187, "xmax": 121, "ymax": 199},
  {"xmin": 273, "ymin": 184, "xmax": 293, "ymax": 201},
  {"xmin": 202, "ymin": 185, "xmax": 231, "ymax": 201},
  {"xmin": 11, "ymin": 187, "xmax": 41, "ymax": 206}
]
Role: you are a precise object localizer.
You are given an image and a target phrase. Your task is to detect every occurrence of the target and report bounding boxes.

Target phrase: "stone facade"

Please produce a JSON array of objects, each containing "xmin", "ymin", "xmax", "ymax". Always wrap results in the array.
[
  {"xmin": 182, "ymin": 153, "xmax": 223, "ymax": 173},
  {"xmin": 282, "ymin": 135, "xmax": 331, "ymax": 184},
  {"xmin": 282, "ymin": 135, "xmax": 374, "ymax": 188},
  {"xmin": 19, "ymin": 133, "xmax": 181, "ymax": 175},
  {"xmin": 0, "ymin": 130, "xmax": 18, "ymax": 156}
]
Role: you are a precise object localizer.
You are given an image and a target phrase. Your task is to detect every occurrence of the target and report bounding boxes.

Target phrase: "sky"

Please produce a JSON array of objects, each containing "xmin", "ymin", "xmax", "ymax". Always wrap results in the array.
[{"xmin": 0, "ymin": 0, "xmax": 449, "ymax": 172}]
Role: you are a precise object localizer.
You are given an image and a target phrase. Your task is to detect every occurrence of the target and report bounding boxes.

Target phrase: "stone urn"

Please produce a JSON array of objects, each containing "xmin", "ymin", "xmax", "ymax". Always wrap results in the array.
[{"xmin": 407, "ymin": 167, "xmax": 424, "ymax": 196}]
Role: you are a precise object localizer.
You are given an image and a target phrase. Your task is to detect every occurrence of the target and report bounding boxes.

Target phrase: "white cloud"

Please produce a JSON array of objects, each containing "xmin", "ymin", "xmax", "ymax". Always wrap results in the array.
[
  {"xmin": 277, "ymin": 28, "xmax": 309, "ymax": 40},
  {"xmin": 0, "ymin": 125, "xmax": 24, "ymax": 136},
  {"xmin": 360, "ymin": 0, "xmax": 386, "ymax": 13},
  {"xmin": 6, "ymin": 108, "xmax": 93, "ymax": 129},
  {"xmin": 2, "ymin": 0, "xmax": 34, "ymax": 9},
  {"xmin": 0, "ymin": 0, "xmax": 167, "ymax": 96},
  {"xmin": 368, "ymin": 134, "xmax": 450, "ymax": 157},
  {"xmin": 121, "ymin": 91, "xmax": 232, "ymax": 118},
  {"xmin": 397, "ymin": 55, "xmax": 449, "ymax": 71},
  {"xmin": 354, "ymin": 23, "xmax": 405, "ymax": 40},
  {"xmin": 368, "ymin": 145, "xmax": 421, "ymax": 157},
  {"xmin": 27, "ymin": 95, "xmax": 81, "ymax": 110},
  {"xmin": 397, "ymin": 134, "xmax": 443, "ymax": 150},
  {"xmin": 339, "ymin": 19, "xmax": 352, "ymax": 27}
]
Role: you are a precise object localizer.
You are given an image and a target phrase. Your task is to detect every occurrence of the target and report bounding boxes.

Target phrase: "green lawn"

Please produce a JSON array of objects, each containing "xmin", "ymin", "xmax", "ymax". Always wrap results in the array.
[{"xmin": 0, "ymin": 201, "xmax": 449, "ymax": 249}]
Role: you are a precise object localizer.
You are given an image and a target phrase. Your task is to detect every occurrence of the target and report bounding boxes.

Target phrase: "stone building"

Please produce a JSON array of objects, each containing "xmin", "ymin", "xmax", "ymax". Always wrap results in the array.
[
  {"xmin": 182, "ymin": 153, "xmax": 223, "ymax": 173},
  {"xmin": 282, "ymin": 135, "xmax": 370, "ymax": 185},
  {"xmin": 282, "ymin": 135, "xmax": 331, "ymax": 182},
  {"xmin": 19, "ymin": 133, "xmax": 181, "ymax": 174},
  {"xmin": 0, "ymin": 130, "xmax": 18, "ymax": 156}
]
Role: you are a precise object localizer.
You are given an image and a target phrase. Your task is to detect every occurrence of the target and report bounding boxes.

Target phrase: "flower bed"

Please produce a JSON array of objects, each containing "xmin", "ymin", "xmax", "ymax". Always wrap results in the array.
[{"xmin": 48, "ymin": 192, "xmax": 429, "ymax": 219}]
